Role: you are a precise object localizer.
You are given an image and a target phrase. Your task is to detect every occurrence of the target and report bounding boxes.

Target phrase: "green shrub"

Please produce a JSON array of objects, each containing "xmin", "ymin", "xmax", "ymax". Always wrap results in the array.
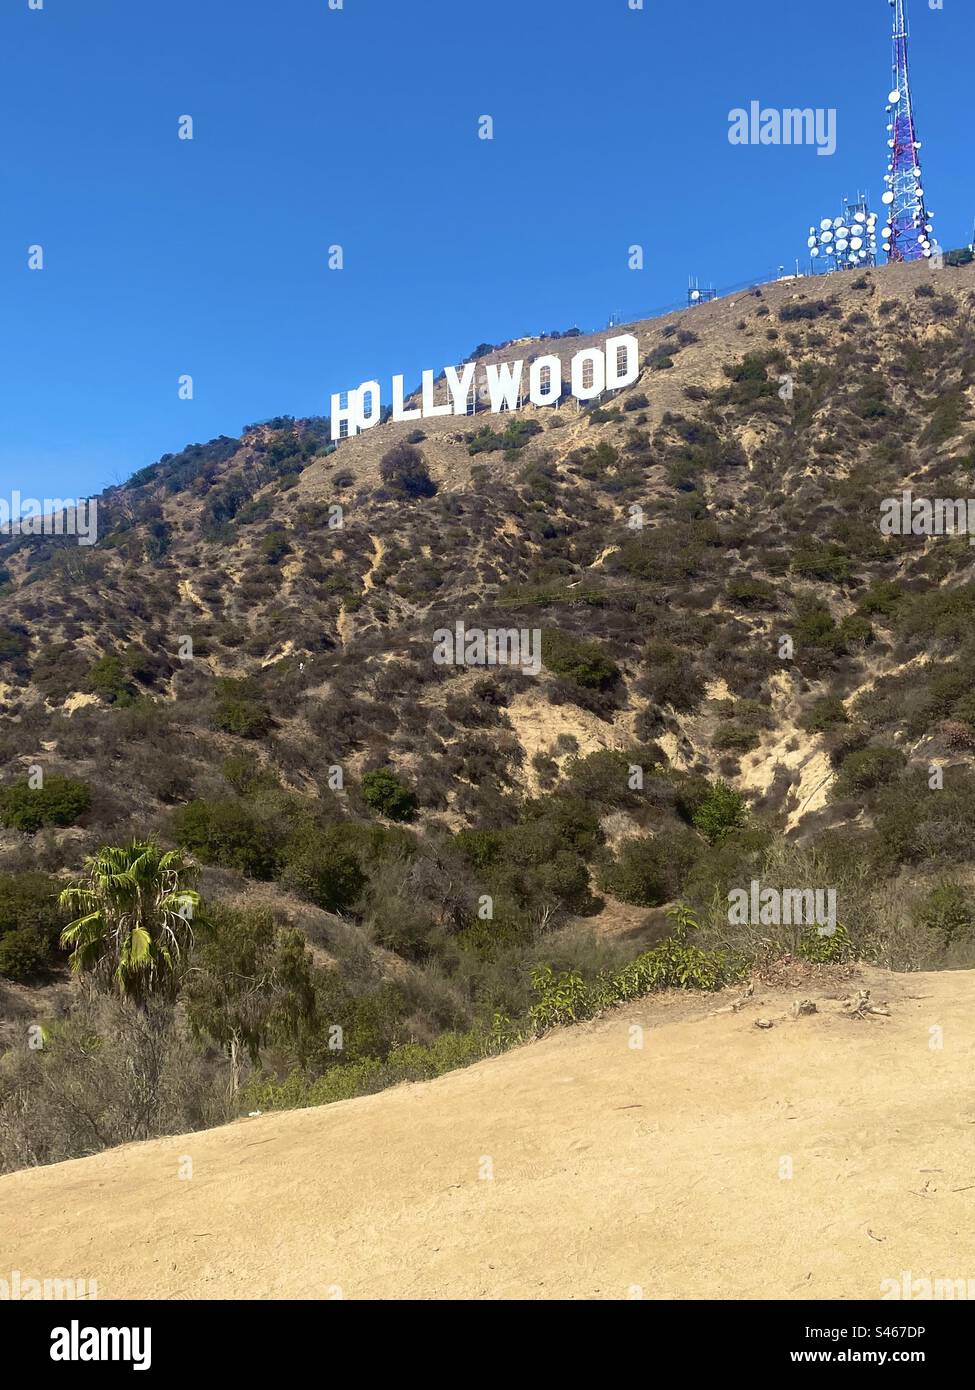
[
  {"xmin": 361, "ymin": 768, "xmax": 417, "ymax": 821},
  {"xmin": 726, "ymin": 576, "xmax": 777, "ymax": 609},
  {"xmin": 856, "ymin": 581, "xmax": 904, "ymax": 619},
  {"xmin": 641, "ymin": 640, "xmax": 704, "ymax": 712},
  {"xmin": 172, "ymin": 798, "xmax": 281, "ymax": 878},
  {"xmin": 796, "ymin": 923, "xmax": 854, "ymax": 964},
  {"xmin": 379, "ymin": 442, "xmax": 437, "ymax": 497},
  {"xmin": 0, "ymin": 927, "xmax": 51, "ymax": 981},
  {"xmin": 564, "ymin": 747, "xmax": 662, "ymax": 807},
  {"xmin": 612, "ymin": 935, "xmax": 740, "ymax": 995},
  {"xmin": 279, "ymin": 830, "xmax": 366, "ymax": 911},
  {"xmin": 691, "ymin": 782, "xmax": 747, "ymax": 844},
  {"xmin": 528, "ymin": 906, "xmax": 743, "ymax": 1031},
  {"xmin": 541, "ymin": 630, "xmax": 620, "ymax": 690},
  {"xmin": 802, "ymin": 696, "xmax": 848, "ymax": 734},
  {"xmin": 260, "ymin": 530, "xmax": 291, "ymax": 563},
  {"xmin": 713, "ymin": 722, "xmax": 761, "ymax": 753},
  {"xmin": 921, "ymin": 391, "xmax": 967, "ymax": 447},
  {"xmin": 598, "ymin": 831, "xmax": 699, "ymax": 907},
  {"xmin": 0, "ymin": 872, "xmax": 63, "ymax": 941},
  {"xmin": 468, "ymin": 420, "xmax": 542, "ymax": 456},
  {"xmin": 898, "ymin": 584, "xmax": 975, "ymax": 643},
  {"xmin": 86, "ymin": 654, "xmax": 137, "ymax": 706},
  {"xmin": 779, "ymin": 299, "xmax": 832, "ymax": 323},
  {"xmin": 0, "ymin": 624, "xmax": 30, "ymax": 676},
  {"xmin": 213, "ymin": 678, "xmax": 274, "ymax": 739},
  {"xmin": 221, "ymin": 753, "xmax": 271, "ymax": 795},
  {"xmin": 0, "ymin": 777, "xmax": 91, "ymax": 834},
  {"xmin": 913, "ymin": 882, "xmax": 975, "ymax": 948},
  {"xmin": 791, "ymin": 544, "xmax": 855, "ymax": 584},
  {"xmin": 832, "ymin": 746, "xmax": 905, "ymax": 799}
]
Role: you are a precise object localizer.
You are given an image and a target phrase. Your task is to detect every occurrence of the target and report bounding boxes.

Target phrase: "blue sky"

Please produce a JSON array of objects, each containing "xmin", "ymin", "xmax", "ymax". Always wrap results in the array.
[{"xmin": 2, "ymin": 0, "xmax": 972, "ymax": 501}]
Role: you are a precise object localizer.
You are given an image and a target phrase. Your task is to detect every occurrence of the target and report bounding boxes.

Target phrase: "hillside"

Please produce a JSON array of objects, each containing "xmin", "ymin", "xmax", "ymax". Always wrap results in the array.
[
  {"xmin": 3, "ymin": 258, "xmax": 975, "ymax": 1172},
  {"xmin": 2, "ymin": 962, "xmax": 972, "ymax": 1300}
]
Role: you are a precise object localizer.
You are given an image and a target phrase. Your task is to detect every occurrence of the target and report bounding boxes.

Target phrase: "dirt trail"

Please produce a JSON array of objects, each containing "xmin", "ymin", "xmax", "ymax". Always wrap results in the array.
[
  {"xmin": 2, "ymin": 965, "xmax": 973, "ymax": 1301},
  {"xmin": 362, "ymin": 535, "xmax": 385, "ymax": 593}
]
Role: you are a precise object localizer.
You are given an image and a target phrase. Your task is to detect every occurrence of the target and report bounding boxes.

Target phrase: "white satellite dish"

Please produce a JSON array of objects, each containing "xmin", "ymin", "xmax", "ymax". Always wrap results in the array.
[
  {"xmin": 820, "ymin": 218, "xmax": 832, "ymax": 230},
  {"xmin": 888, "ymin": 89, "xmax": 901, "ymax": 104},
  {"xmin": 882, "ymin": 191, "xmax": 895, "ymax": 204},
  {"xmin": 833, "ymin": 217, "xmax": 844, "ymax": 228},
  {"xmin": 850, "ymin": 237, "xmax": 863, "ymax": 250},
  {"xmin": 811, "ymin": 247, "xmax": 820, "ymax": 257},
  {"xmin": 836, "ymin": 239, "xmax": 849, "ymax": 251},
  {"xmin": 854, "ymin": 212, "xmax": 866, "ymax": 223},
  {"xmin": 807, "ymin": 236, "xmax": 817, "ymax": 248},
  {"xmin": 822, "ymin": 230, "xmax": 833, "ymax": 242}
]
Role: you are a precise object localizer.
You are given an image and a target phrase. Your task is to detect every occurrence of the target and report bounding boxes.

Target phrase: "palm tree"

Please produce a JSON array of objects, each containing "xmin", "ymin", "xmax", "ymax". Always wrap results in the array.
[{"xmin": 59, "ymin": 842, "xmax": 202, "ymax": 1006}]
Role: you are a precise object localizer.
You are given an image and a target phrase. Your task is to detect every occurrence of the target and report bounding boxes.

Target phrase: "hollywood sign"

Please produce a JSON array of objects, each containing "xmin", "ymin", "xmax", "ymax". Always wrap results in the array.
[{"xmin": 329, "ymin": 333, "xmax": 640, "ymax": 441}]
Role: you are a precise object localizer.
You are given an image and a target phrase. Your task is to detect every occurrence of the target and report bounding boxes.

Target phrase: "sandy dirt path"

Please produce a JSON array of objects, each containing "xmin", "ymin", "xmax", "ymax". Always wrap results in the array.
[{"xmin": 1, "ymin": 966, "xmax": 973, "ymax": 1300}]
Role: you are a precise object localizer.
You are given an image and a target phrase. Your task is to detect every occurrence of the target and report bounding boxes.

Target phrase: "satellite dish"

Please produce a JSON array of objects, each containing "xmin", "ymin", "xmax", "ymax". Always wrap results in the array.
[
  {"xmin": 690, "ymin": 290, "xmax": 701, "ymax": 301},
  {"xmin": 820, "ymin": 218, "xmax": 832, "ymax": 230},
  {"xmin": 807, "ymin": 236, "xmax": 817, "ymax": 248},
  {"xmin": 888, "ymin": 89, "xmax": 901, "ymax": 104},
  {"xmin": 833, "ymin": 217, "xmax": 844, "ymax": 228},
  {"xmin": 882, "ymin": 191, "xmax": 895, "ymax": 204},
  {"xmin": 822, "ymin": 230, "xmax": 834, "ymax": 242},
  {"xmin": 923, "ymin": 249, "xmax": 932, "ymax": 258},
  {"xmin": 850, "ymin": 237, "xmax": 863, "ymax": 250},
  {"xmin": 837, "ymin": 239, "xmax": 849, "ymax": 251},
  {"xmin": 854, "ymin": 212, "xmax": 866, "ymax": 224},
  {"xmin": 811, "ymin": 246, "xmax": 820, "ymax": 257}
]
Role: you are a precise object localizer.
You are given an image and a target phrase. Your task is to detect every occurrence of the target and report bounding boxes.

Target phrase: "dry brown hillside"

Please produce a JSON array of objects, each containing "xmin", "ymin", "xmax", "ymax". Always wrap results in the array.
[
  {"xmin": 2, "ymin": 963, "xmax": 973, "ymax": 1300},
  {"xmin": 4, "ymin": 259, "xmax": 975, "ymax": 1177}
]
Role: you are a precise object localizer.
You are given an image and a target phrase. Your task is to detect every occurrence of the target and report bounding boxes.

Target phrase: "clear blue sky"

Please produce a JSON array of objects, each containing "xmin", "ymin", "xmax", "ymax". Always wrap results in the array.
[{"xmin": 2, "ymin": 0, "xmax": 972, "ymax": 501}]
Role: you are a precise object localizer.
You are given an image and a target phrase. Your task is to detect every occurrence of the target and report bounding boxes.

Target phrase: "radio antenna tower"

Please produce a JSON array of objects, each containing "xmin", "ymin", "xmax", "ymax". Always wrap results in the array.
[{"xmin": 882, "ymin": 0, "xmax": 936, "ymax": 262}]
